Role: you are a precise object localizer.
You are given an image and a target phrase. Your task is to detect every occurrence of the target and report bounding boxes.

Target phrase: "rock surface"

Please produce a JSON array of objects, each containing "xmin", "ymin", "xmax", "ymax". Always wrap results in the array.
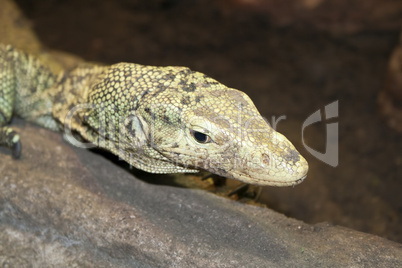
[
  {"xmin": 379, "ymin": 32, "xmax": 402, "ymax": 133},
  {"xmin": 221, "ymin": 0, "xmax": 402, "ymax": 34},
  {"xmin": 1, "ymin": 120, "xmax": 402, "ymax": 267}
]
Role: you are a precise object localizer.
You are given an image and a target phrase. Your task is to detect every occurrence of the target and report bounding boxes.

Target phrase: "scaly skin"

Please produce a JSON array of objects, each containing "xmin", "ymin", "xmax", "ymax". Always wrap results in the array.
[{"xmin": 0, "ymin": 44, "xmax": 308, "ymax": 186}]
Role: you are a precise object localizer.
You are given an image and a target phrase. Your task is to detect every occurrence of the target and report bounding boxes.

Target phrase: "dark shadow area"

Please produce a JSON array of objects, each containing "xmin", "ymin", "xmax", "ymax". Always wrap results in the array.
[{"xmin": 88, "ymin": 148, "xmax": 184, "ymax": 187}]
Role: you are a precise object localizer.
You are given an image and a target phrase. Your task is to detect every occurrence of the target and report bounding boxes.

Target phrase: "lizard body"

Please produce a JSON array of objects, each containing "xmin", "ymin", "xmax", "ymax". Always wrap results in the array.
[{"xmin": 0, "ymin": 44, "xmax": 308, "ymax": 186}]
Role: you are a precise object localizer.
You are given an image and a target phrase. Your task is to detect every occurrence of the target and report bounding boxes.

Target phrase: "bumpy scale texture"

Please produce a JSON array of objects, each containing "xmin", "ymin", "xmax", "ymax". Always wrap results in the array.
[{"xmin": 0, "ymin": 44, "xmax": 308, "ymax": 186}]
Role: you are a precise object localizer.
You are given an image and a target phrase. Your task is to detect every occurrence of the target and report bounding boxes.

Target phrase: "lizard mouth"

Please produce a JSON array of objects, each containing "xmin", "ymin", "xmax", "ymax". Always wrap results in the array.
[
  {"xmin": 160, "ymin": 147, "xmax": 308, "ymax": 186},
  {"xmin": 226, "ymin": 172, "xmax": 308, "ymax": 187}
]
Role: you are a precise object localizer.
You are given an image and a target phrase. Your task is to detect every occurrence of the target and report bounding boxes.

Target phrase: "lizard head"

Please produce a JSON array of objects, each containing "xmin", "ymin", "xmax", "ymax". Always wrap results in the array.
[{"xmin": 133, "ymin": 65, "xmax": 308, "ymax": 186}]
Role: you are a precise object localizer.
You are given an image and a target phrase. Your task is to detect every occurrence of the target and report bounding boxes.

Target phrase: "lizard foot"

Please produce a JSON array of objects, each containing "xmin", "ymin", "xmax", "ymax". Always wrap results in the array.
[
  {"xmin": 228, "ymin": 183, "xmax": 263, "ymax": 201},
  {"xmin": 201, "ymin": 173, "xmax": 227, "ymax": 186},
  {"xmin": 0, "ymin": 126, "xmax": 21, "ymax": 159},
  {"xmin": 201, "ymin": 173, "xmax": 262, "ymax": 201}
]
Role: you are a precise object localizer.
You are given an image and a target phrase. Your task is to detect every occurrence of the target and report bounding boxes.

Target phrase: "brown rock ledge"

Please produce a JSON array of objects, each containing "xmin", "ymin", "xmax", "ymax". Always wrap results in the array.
[{"xmin": 0, "ymin": 120, "xmax": 401, "ymax": 267}]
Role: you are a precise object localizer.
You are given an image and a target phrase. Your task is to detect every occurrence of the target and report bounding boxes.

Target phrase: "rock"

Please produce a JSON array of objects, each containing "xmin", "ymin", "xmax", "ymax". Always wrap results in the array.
[
  {"xmin": 0, "ymin": 0, "xmax": 83, "ymax": 73},
  {"xmin": 379, "ymin": 32, "xmax": 402, "ymax": 133},
  {"xmin": 0, "ymin": 0, "xmax": 41, "ymax": 53},
  {"xmin": 1, "ymin": 119, "xmax": 401, "ymax": 267},
  {"xmin": 220, "ymin": 0, "xmax": 402, "ymax": 35}
]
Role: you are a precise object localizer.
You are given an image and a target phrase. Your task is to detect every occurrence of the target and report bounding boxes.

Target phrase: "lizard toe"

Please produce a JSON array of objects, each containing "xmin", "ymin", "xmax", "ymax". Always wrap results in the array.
[{"xmin": 12, "ymin": 139, "xmax": 21, "ymax": 159}]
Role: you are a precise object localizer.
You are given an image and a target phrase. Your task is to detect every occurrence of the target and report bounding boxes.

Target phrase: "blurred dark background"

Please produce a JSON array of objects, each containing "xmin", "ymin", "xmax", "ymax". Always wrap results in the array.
[{"xmin": 14, "ymin": 0, "xmax": 402, "ymax": 242}]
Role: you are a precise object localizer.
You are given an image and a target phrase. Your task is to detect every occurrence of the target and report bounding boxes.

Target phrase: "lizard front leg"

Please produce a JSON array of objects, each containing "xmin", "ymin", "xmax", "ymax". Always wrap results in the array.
[
  {"xmin": 0, "ymin": 44, "xmax": 58, "ymax": 158},
  {"xmin": 0, "ymin": 45, "xmax": 21, "ymax": 158}
]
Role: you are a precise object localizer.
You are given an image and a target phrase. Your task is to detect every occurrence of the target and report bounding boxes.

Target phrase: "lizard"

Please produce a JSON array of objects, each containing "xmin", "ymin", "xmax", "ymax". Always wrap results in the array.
[{"xmin": 0, "ymin": 44, "xmax": 308, "ymax": 186}]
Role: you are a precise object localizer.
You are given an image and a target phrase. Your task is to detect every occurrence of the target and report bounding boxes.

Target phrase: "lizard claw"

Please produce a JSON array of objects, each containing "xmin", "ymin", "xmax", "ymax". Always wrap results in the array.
[
  {"xmin": 228, "ymin": 183, "xmax": 263, "ymax": 201},
  {"xmin": 228, "ymin": 183, "xmax": 249, "ymax": 197},
  {"xmin": 12, "ymin": 140, "xmax": 21, "ymax": 159}
]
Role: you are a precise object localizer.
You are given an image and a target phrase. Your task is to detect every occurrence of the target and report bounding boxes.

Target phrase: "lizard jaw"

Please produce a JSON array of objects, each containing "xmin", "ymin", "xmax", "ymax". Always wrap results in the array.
[
  {"xmin": 157, "ymin": 142, "xmax": 309, "ymax": 186},
  {"xmin": 207, "ymin": 149, "xmax": 309, "ymax": 186},
  {"xmin": 227, "ymin": 172, "xmax": 308, "ymax": 187}
]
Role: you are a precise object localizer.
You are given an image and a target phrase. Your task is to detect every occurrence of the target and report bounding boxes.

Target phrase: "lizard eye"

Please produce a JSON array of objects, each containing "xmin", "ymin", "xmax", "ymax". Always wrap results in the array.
[{"xmin": 190, "ymin": 130, "xmax": 211, "ymax": 144}]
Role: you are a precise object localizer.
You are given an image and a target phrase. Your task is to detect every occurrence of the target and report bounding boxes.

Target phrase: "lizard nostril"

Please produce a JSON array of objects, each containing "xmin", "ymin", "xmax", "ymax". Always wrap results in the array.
[{"xmin": 262, "ymin": 153, "xmax": 270, "ymax": 167}]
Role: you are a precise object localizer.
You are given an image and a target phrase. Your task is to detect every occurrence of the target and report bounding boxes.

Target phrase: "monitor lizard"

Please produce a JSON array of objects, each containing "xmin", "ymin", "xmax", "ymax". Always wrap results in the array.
[{"xmin": 0, "ymin": 44, "xmax": 308, "ymax": 186}]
